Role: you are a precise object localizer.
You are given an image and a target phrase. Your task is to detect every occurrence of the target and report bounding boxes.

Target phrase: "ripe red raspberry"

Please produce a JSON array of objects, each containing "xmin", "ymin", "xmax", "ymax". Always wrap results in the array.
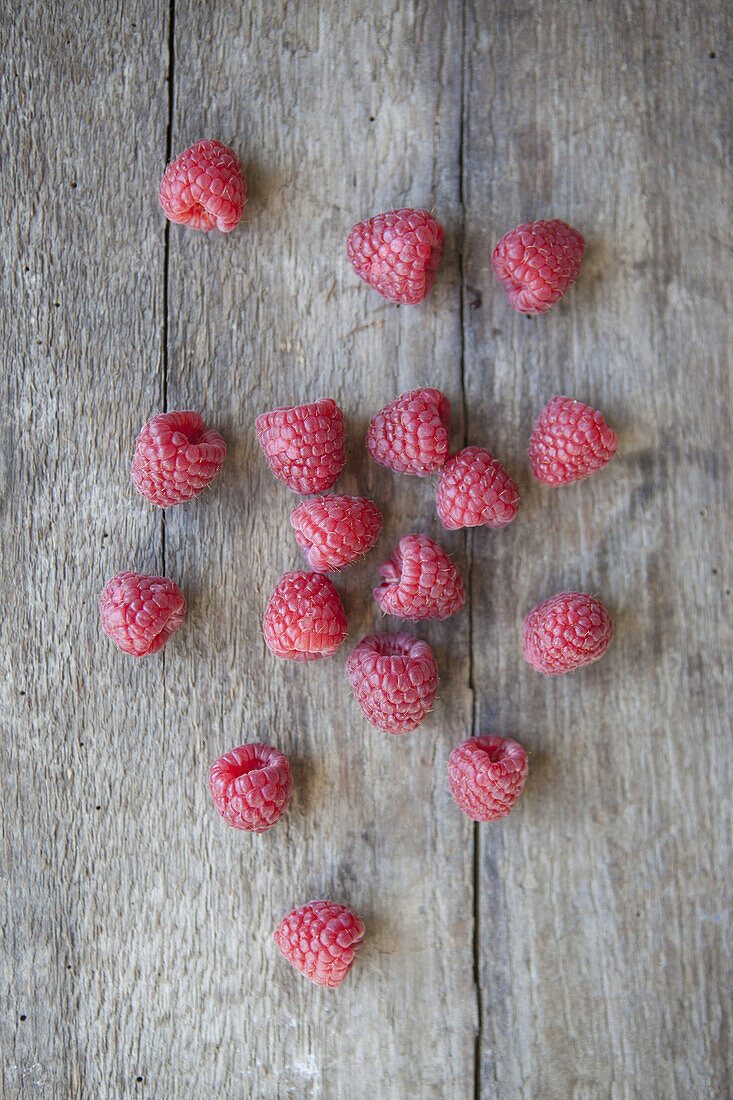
[
  {"xmin": 346, "ymin": 632, "xmax": 438, "ymax": 734},
  {"xmin": 256, "ymin": 398, "xmax": 345, "ymax": 495},
  {"xmin": 529, "ymin": 396, "xmax": 618, "ymax": 486},
  {"xmin": 522, "ymin": 591, "xmax": 613, "ymax": 675},
  {"xmin": 131, "ymin": 410, "xmax": 226, "ymax": 507},
  {"xmin": 374, "ymin": 533, "xmax": 465, "ymax": 621},
  {"xmin": 159, "ymin": 139, "xmax": 246, "ymax": 232},
  {"xmin": 263, "ymin": 571, "xmax": 347, "ymax": 661},
  {"xmin": 346, "ymin": 209, "xmax": 444, "ymax": 305},
  {"xmin": 274, "ymin": 900, "xmax": 365, "ymax": 988},
  {"xmin": 99, "ymin": 572, "xmax": 186, "ymax": 657},
  {"xmin": 492, "ymin": 219, "xmax": 585, "ymax": 314},
  {"xmin": 209, "ymin": 743, "xmax": 292, "ymax": 832},
  {"xmin": 366, "ymin": 388, "xmax": 450, "ymax": 476},
  {"xmin": 290, "ymin": 495, "xmax": 382, "ymax": 573},
  {"xmin": 448, "ymin": 736, "xmax": 529, "ymax": 822},
  {"xmin": 436, "ymin": 446, "xmax": 519, "ymax": 530}
]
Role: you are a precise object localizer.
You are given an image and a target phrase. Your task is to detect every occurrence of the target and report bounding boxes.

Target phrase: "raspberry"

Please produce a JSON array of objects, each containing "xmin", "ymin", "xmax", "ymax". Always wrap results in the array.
[
  {"xmin": 522, "ymin": 591, "xmax": 613, "ymax": 675},
  {"xmin": 436, "ymin": 446, "xmax": 519, "ymax": 530},
  {"xmin": 290, "ymin": 495, "xmax": 382, "ymax": 573},
  {"xmin": 374, "ymin": 534, "xmax": 465, "ymax": 621},
  {"xmin": 448, "ymin": 736, "xmax": 529, "ymax": 822},
  {"xmin": 529, "ymin": 396, "xmax": 618, "ymax": 486},
  {"xmin": 263, "ymin": 571, "xmax": 347, "ymax": 661},
  {"xmin": 491, "ymin": 219, "xmax": 585, "ymax": 314},
  {"xmin": 274, "ymin": 900, "xmax": 365, "ymax": 987},
  {"xmin": 159, "ymin": 139, "xmax": 246, "ymax": 232},
  {"xmin": 99, "ymin": 572, "xmax": 186, "ymax": 657},
  {"xmin": 346, "ymin": 209, "xmax": 444, "ymax": 305},
  {"xmin": 346, "ymin": 632, "xmax": 438, "ymax": 734},
  {"xmin": 366, "ymin": 388, "xmax": 450, "ymax": 476},
  {"xmin": 256, "ymin": 398, "xmax": 345, "ymax": 495},
  {"xmin": 209, "ymin": 743, "xmax": 292, "ymax": 832},
  {"xmin": 131, "ymin": 410, "xmax": 226, "ymax": 507}
]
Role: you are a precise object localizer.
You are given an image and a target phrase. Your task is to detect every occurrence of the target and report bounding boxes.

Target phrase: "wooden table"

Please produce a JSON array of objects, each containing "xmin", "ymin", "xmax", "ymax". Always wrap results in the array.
[{"xmin": 2, "ymin": 2, "xmax": 731, "ymax": 1097}]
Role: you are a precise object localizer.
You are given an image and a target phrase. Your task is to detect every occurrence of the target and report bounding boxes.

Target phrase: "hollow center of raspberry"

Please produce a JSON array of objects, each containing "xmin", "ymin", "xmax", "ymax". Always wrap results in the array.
[
  {"xmin": 481, "ymin": 746, "xmax": 506, "ymax": 765},
  {"xmin": 232, "ymin": 758, "xmax": 265, "ymax": 778}
]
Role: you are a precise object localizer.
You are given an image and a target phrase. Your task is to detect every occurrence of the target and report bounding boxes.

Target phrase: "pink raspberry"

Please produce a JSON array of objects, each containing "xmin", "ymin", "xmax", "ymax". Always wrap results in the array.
[
  {"xmin": 529, "ymin": 396, "xmax": 618, "ymax": 486},
  {"xmin": 159, "ymin": 139, "xmax": 246, "ymax": 232},
  {"xmin": 256, "ymin": 398, "xmax": 345, "ymax": 495},
  {"xmin": 448, "ymin": 736, "xmax": 529, "ymax": 822},
  {"xmin": 366, "ymin": 388, "xmax": 450, "ymax": 476},
  {"xmin": 523, "ymin": 591, "xmax": 614, "ymax": 675},
  {"xmin": 346, "ymin": 209, "xmax": 444, "ymax": 305},
  {"xmin": 209, "ymin": 743, "xmax": 292, "ymax": 832},
  {"xmin": 290, "ymin": 495, "xmax": 382, "ymax": 573},
  {"xmin": 263, "ymin": 571, "xmax": 347, "ymax": 661},
  {"xmin": 491, "ymin": 219, "xmax": 585, "ymax": 314},
  {"xmin": 131, "ymin": 410, "xmax": 226, "ymax": 507},
  {"xmin": 99, "ymin": 572, "xmax": 186, "ymax": 657},
  {"xmin": 274, "ymin": 900, "xmax": 365, "ymax": 988},
  {"xmin": 346, "ymin": 632, "xmax": 438, "ymax": 734},
  {"xmin": 436, "ymin": 446, "xmax": 519, "ymax": 530},
  {"xmin": 374, "ymin": 533, "xmax": 465, "ymax": 621}
]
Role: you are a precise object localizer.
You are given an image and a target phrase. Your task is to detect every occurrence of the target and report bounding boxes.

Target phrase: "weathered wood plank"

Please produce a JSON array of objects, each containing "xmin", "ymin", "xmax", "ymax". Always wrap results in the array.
[
  {"xmin": 0, "ymin": 2, "xmax": 169, "ymax": 1097},
  {"xmin": 463, "ymin": 2, "xmax": 732, "ymax": 1097},
  {"xmin": 161, "ymin": 1, "xmax": 474, "ymax": 1097}
]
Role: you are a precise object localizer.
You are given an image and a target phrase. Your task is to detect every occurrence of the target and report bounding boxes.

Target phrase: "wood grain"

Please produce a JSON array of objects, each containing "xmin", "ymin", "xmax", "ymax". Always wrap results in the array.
[
  {"xmin": 462, "ymin": 3, "xmax": 732, "ymax": 1098},
  {"xmin": 1, "ymin": 0, "xmax": 731, "ymax": 1097}
]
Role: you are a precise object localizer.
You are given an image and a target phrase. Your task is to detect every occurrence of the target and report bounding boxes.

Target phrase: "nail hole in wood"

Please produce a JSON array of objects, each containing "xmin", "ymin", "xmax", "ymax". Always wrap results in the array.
[
  {"xmin": 19, "ymin": 1015, "xmax": 26, "ymax": 1021},
  {"xmin": 710, "ymin": 51, "xmax": 717, "ymax": 59}
]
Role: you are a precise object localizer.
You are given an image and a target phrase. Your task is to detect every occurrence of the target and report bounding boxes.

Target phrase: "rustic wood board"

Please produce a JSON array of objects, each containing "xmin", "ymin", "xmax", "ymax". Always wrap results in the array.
[{"xmin": 1, "ymin": 0, "xmax": 731, "ymax": 1097}]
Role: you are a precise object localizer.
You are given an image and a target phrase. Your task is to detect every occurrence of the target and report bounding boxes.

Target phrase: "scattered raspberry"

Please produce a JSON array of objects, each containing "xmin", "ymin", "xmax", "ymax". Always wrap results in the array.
[
  {"xmin": 346, "ymin": 209, "xmax": 444, "ymax": 304},
  {"xmin": 522, "ymin": 591, "xmax": 613, "ymax": 675},
  {"xmin": 131, "ymin": 410, "xmax": 226, "ymax": 507},
  {"xmin": 290, "ymin": 495, "xmax": 382, "ymax": 573},
  {"xmin": 374, "ymin": 533, "xmax": 465, "ymax": 621},
  {"xmin": 529, "ymin": 396, "xmax": 618, "ymax": 486},
  {"xmin": 263, "ymin": 571, "xmax": 347, "ymax": 661},
  {"xmin": 99, "ymin": 572, "xmax": 186, "ymax": 657},
  {"xmin": 159, "ymin": 139, "xmax": 246, "ymax": 232},
  {"xmin": 209, "ymin": 743, "xmax": 292, "ymax": 832},
  {"xmin": 448, "ymin": 736, "xmax": 529, "ymax": 821},
  {"xmin": 346, "ymin": 632, "xmax": 438, "ymax": 734},
  {"xmin": 366, "ymin": 388, "xmax": 450, "ymax": 476},
  {"xmin": 491, "ymin": 219, "xmax": 585, "ymax": 314},
  {"xmin": 256, "ymin": 398, "xmax": 345, "ymax": 495},
  {"xmin": 274, "ymin": 900, "xmax": 365, "ymax": 987},
  {"xmin": 436, "ymin": 446, "xmax": 519, "ymax": 530}
]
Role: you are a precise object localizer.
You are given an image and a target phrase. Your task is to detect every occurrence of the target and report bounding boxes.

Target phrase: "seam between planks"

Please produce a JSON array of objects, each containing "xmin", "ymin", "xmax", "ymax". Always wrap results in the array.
[{"xmin": 456, "ymin": 1, "xmax": 482, "ymax": 1097}]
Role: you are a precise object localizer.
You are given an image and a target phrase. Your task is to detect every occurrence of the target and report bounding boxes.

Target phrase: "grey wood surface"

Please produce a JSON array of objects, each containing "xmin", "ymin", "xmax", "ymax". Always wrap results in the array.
[{"xmin": 1, "ymin": 1, "xmax": 730, "ymax": 1098}]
